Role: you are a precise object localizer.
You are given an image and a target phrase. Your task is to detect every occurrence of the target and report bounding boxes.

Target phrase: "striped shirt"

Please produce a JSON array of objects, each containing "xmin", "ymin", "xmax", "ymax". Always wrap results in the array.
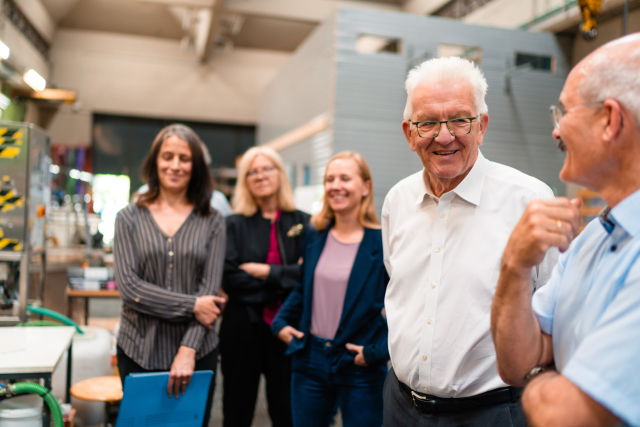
[{"xmin": 114, "ymin": 203, "xmax": 225, "ymax": 370}]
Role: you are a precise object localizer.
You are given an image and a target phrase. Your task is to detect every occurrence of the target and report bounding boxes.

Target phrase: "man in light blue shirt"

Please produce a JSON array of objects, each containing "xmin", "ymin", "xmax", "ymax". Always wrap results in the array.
[{"xmin": 491, "ymin": 34, "xmax": 640, "ymax": 427}]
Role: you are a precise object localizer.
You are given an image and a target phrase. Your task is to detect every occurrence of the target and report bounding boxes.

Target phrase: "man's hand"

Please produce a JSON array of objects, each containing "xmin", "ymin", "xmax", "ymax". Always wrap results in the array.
[
  {"xmin": 277, "ymin": 326, "xmax": 304, "ymax": 345},
  {"xmin": 240, "ymin": 262, "xmax": 270, "ymax": 280},
  {"xmin": 168, "ymin": 346, "xmax": 196, "ymax": 398},
  {"xmin": 503, "ymin": 198, "xmax": 582, "ymax": 273},
  {"xmin": 346, "ymin": 343, "xmax": 368, "ymax": 366},
  {"xmin": 193, "ymin": 295, "xmax": 225, "ymax": 329}
]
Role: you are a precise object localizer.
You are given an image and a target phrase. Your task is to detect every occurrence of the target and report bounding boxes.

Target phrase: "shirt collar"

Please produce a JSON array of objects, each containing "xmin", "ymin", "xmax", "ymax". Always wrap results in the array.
[
  {"xmin": 413, "ymin": 150, "xmax": 488, "ymax": 206},
  {"xmin": 606, "ymin": 187, "xmax": 640, "ymax": 237}
]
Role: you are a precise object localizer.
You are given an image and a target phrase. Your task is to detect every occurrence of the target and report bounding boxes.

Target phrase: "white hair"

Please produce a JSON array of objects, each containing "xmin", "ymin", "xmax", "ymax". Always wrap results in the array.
[
  {"xmin": 578, "ymin": 36, "xmax": 640, "ymax": 127},
  {"xmin": 403, "ymin": 56, "xmax": 488, "ymax": 121}
]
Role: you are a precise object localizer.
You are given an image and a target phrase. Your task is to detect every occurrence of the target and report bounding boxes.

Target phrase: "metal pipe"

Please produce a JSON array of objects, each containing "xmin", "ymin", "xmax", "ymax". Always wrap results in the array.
[{"xmin": 623, "ymin": 0, "xmax": 629, "ymax": 35}]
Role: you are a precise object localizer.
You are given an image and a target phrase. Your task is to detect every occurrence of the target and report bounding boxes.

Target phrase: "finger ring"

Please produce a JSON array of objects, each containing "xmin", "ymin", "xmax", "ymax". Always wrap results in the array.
[{"xmin": 557, "ymin": 220, "xmax": 562, "ymax": 233}]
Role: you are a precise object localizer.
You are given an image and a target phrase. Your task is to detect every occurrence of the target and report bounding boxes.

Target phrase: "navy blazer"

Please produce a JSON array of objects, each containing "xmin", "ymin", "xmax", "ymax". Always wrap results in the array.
[{"xmin": 271, "ymin": 225, "xmax": 390, "ymax": 373}]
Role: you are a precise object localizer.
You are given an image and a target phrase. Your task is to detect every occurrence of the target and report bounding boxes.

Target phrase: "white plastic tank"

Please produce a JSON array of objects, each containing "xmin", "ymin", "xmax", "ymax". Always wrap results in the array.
[
  {"xmin": 51, "ymin": 326, "xmax": 114, "ymax": 427},
  {"xmin": 0, "ymin": 394, "xmax": 43, "ymax": 427}
]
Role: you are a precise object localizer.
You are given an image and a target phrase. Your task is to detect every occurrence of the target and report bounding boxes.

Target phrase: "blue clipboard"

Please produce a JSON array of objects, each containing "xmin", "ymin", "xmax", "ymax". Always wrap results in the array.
[{"xmin": 116, "ymin": 370, "xmax": 213, "ymax": 427}]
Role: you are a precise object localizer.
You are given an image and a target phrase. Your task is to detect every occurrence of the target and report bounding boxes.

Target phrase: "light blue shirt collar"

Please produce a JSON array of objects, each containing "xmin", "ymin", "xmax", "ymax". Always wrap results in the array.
[{"xmin": 602, "ymin": 188, "xmax": 640, "ymax": 237}]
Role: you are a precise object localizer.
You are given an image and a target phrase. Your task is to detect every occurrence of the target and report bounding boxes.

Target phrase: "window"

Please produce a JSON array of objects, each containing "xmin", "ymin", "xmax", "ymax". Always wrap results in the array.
[
  {"xmin": 515, "ymin": 53, "xmax": 555, "ymax": 72},
  {"xmin": 438, "ymin": 43, "xmax": 483, "ymax": 65},
  {"xmin": 356, "ymin": 35, "xmax": 402, "ymax": 54}
]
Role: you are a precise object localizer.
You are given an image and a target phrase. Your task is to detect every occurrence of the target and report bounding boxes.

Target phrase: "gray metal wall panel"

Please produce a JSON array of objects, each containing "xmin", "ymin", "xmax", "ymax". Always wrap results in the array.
[
  {"xmin": 257, "ymin": 15, "xmax": 334, "ymax": 145},
  {"xmin": 279, "ymin": 130, "xmax": 333, "ymax": 186},
  {"xmin": 333, "ymin": 6, "xmax": 569, "ymax": 206}
]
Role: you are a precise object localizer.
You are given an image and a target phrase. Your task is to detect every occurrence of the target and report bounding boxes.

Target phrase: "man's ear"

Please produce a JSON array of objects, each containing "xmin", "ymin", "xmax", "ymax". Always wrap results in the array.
[
  {"xmin": 402, "ymin": 120, "xmax": 417, "ymax": 152},
  {"xmin": 476, "ymin": 113, "xmax": 489, "ymax": 147},
  {"xmin": 602, "ymin": 99, "xmax": 623, "ymax": 143}
]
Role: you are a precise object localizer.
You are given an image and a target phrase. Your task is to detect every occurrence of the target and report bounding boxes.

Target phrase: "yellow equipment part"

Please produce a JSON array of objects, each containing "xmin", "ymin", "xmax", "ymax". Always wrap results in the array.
[
  {"xmin": 0, "ymin": 147, "xmax": 20, "ymax": 158},
  {"xmin": 0, "ymin": 239, "xmax": 21, "ymax": 251},
  {"xmin": 578, "ymin": 0, "xmax": 603, "ymax": 37}
]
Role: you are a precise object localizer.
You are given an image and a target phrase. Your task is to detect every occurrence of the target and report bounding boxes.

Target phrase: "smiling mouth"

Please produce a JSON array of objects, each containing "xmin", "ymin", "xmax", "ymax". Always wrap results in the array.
[{"xmin": 434, "ymin": 150, "xmax": 458, "ymax": 156}]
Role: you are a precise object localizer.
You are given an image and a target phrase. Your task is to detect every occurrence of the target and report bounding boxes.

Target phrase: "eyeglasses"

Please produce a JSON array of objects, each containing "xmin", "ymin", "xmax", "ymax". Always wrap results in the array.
[
  {"xmin": 549, "ymin": 101, "xmax": 603, "ymax": 129},
  {"xmin": 246, "ymin": 165, "xmax": 277, "ymax": 179},
  {"xmin": 411, "ymin": 115, "xmax": 480, "ymax": 139}
]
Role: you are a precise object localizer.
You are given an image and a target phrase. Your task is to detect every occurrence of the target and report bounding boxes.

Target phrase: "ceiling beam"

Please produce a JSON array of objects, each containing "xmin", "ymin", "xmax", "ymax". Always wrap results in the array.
[
  {"xmin": 402, "ymin": 0, "xmax": 450, "ymax": 15},
  {"xmin": 225, "ymin": 0, "xmax": 400, "ymax": 23},
  {"xmin": 125, "ymin": 0, "xmax": 216, "ymax": 8},
  {"xmin": 199, "ymin": 0, "xmax": 225, "ymax": 63}
]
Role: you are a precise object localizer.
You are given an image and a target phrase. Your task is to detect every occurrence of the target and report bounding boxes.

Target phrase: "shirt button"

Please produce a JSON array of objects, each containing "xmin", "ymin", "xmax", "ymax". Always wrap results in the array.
[
  {"xmin": 168, "ymin": 238, "xmax": 172, "ymax": 243},
  {"xmin": 325, "ymin": 341, "xmax": 331, "ymax": 347},
  {"xmin": 135, "ymin": 297, "xmax": 140, "ymax": 303},
  {"xmin": 423, "ymin": 388, "xmax": 429, "ymax": 393},
  {"xmin": 431, "ymin": 283, "xmax": 436, "ymax": 289},
  {"xmin": 169, "ymin": 263, "xmax": 173, "ymax": 268},
  {"xmin": 426, "ymin": 319, "xmax": 432, "ymax": 325},
  {"xmin": 435, "ymin": 247, "xmax": 440, "ymax": 253},
  {"xmin": 439, "ymin": 212, "xmax": 445, "ymax": 218},
  {"xmin": 168, "ymin": 251, "xmax": 174, "ymax": 256},
  {"xmin": 422, "ymin": 355, "xmax": 427, "ymax": 361}
]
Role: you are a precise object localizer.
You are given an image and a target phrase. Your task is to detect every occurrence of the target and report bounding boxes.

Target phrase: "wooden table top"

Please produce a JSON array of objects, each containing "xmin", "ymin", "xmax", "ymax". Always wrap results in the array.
[
  {"xmin": 70, "ymin": 376, "xmax": 123, "ymax": 402},
  {"xmin": 66, "ymin": 288, "xmax": 120, "ymax": 298}
]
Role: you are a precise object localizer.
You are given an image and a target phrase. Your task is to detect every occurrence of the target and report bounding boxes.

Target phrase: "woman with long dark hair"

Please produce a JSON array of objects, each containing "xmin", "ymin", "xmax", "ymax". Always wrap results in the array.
[
  {"xmin": 220, "ymin": 146, "xmax": 310, "ymax": 427},
  {"xmin": 114, "ymin": 124, "xmax": 226, "ymax": 427},
  {"xmin": 272, "ymin": 151, "xmax": 390, "ymax": 427}
]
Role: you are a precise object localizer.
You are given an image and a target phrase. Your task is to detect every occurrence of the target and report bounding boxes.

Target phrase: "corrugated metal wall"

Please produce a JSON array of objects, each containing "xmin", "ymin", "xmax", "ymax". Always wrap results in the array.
[
  {"xmin": 333, "ymin": 7, "xmax": 570, "ymax": 211},
  {"xmin": 259, "ymin": 6, "xmax": 570, "ymax": 212}
]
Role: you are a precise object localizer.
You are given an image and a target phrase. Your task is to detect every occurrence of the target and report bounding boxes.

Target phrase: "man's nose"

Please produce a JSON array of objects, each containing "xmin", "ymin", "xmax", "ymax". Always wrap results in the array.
[
  {"xmin": 552, "ymin": 127, "xmax": 561, "ymax": 141},
  {"xmin": 434, "ymin": 123, "xmax": 455, "ymax": 144}
]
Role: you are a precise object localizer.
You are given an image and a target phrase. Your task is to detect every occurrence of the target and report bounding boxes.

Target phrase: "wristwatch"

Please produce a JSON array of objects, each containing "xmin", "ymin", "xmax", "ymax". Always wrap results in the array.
[{"xmin": 525, "ymin": 366, "xmax": 548, "ymax": 383}]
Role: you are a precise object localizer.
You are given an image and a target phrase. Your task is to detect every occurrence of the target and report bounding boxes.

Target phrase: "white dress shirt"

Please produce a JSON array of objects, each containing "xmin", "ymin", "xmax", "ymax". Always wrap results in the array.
[{"xmin": 382, "ymin": 151, "xmax": 558, "ymax": 398}]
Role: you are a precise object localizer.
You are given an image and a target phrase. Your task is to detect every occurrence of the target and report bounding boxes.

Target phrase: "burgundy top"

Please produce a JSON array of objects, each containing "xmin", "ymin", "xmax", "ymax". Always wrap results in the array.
[
  {"xmin": 310, "ymin": 231, "xmax": 360, "ymax": 340},
  {"xmin": 262, "ymin": 210, "xmax": 282, "ymax": 325}
]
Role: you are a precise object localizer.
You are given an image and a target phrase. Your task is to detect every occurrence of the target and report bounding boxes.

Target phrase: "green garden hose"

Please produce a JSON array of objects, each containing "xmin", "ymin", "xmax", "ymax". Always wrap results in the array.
[
  {"xmin": 0, "ymin": 382, "xmax": 63, "ymax": 427},
  {"xmin": 26, "ymin": 305, "xmax": 84, "ymax": 334}
]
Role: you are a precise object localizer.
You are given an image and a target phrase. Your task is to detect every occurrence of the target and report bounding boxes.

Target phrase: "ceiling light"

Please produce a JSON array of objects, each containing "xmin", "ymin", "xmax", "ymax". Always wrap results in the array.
[
  {"xmin": 0, "ymin": 93, "xmax": 10, "ymax": 110},
  {"xmin": 0, "ymin": 41, "xmax": 9, "ymax": 60},
  {"xmin": 23, "ymin": 69, "xmax": 46, "ymax": 91}
]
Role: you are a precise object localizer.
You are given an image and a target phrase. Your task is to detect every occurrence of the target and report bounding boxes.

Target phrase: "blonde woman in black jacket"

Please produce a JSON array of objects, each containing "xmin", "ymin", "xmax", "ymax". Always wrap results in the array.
[{"xmin": 220, "ymin": 146, "xmax": 309, "ymax": 427}]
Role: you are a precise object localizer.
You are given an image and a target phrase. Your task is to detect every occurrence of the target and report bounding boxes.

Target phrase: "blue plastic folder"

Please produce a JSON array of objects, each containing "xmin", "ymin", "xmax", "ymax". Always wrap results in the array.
[{"xmin": 116, "ymin": 371, "xmax": 213, "ymax": 427}]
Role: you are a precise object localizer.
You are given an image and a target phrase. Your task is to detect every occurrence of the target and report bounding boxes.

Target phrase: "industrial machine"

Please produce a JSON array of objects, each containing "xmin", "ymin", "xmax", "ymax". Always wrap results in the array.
[{"xmin": 0, "ymin": 122, "xmax": 50, "ymax": 325}]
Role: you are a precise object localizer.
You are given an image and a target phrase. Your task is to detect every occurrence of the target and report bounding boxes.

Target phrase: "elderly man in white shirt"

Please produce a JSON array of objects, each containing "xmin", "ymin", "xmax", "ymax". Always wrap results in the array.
[{"xmin": 381, "ymin": 57, "xmax": 558, "ymax": 426}]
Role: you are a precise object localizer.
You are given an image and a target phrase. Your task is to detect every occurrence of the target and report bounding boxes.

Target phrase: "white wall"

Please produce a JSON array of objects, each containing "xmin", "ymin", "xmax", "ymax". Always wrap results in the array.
[{"xmin": 47, "ymin": 29, "xmax": 291, "ymax": 146}]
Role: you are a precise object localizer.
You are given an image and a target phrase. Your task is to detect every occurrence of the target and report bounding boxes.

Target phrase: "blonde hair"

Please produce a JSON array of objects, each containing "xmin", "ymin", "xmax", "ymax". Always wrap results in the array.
[
  {"xmin": 311, "ymin": 151, "xmax": 380, "ymax": 231},
  {"xmin": 232, "ymin": 146, "xmax": 296, "ymax": 216}
]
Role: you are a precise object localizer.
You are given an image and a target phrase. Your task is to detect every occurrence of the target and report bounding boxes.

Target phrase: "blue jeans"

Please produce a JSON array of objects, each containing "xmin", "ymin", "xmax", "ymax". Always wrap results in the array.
[{"xmin": 291, "ymin": 335, "xmax": 387, "ymax": 427}]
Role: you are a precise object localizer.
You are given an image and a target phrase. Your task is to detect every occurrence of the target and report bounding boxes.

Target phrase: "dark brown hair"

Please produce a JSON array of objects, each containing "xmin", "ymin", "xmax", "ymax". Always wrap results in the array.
[{"xmin": 137, "ymin": 124, "xmax": 213, "ymax": 216}]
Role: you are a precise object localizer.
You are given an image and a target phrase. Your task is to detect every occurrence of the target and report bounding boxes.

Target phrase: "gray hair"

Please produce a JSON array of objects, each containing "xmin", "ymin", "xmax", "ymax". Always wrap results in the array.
[
  {"xmin": 578, "ymin": 35, "xmax": 640, "ymax": 127},
  {"xmin": 403, "ymin": 56, "xmax": 488, "ymax": 121}
]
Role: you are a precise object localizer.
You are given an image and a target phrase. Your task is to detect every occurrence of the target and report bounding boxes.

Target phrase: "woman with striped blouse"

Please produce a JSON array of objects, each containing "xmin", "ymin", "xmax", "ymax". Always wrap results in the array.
[{"xmin": 114, "ymin": 124, "xmax": 226, "ymax": 427}]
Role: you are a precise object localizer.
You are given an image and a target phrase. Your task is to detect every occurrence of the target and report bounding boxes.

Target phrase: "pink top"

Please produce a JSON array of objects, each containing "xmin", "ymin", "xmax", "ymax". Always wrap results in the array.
[
  {"xmin": 310, "ymin": 231, "xmax": 360, "ymax": 340},
  {"xmin": 263, "ymin": 210, "xmax": 282, "ymax": 325}
]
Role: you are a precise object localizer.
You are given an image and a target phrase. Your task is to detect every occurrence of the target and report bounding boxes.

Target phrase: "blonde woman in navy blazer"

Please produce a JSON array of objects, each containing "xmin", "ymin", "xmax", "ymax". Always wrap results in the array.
[{"xmin": 272, "ymin": 151, "xmax": 390, "ymax": 427}]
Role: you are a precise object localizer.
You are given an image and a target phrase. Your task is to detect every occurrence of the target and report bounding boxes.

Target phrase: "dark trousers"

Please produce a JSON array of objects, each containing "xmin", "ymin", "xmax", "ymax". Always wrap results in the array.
[
  {"xmin": 219, "ymin": 303, "xmax": 293, "ymax": 427},
  {"xmin": 291, "ymin": 335, "xmax": 387, "ymax": 427},
  {"xmin": 383, "ymin": 368, "xmax": 526, "ymax": 427},
  {"xmin": 116, "ymin": 345, "xmax": 218, "ymax": 427}
]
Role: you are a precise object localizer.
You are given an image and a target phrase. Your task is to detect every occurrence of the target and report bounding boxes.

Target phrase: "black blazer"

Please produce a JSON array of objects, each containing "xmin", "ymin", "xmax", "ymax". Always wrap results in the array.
[
  {"xmin": 272, "ymin": 225, "xmax": 390, "ymax": 371},
  {"xmin": 223, "ymin": 209, "xmax": 310, "ymax": 321}
]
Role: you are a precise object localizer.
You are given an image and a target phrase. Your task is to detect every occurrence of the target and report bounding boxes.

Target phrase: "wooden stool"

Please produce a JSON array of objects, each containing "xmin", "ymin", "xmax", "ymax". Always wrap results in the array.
[{"xmin": 70, "ymin": 376, "xmax": 123, "ymax": 427}]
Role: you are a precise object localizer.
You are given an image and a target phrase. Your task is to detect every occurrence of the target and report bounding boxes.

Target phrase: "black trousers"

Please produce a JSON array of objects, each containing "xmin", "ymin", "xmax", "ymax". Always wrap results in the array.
[
  {"xmin": 219, "ymin": 303, "xmax": 293, "ymax": 427},
  {"xmin": 116, "ymin": 345, "xmax": 218, "ymax": 427},
  {"xmin": 383, "ymin": 368, "xmax": 526, "ymax": 427}
]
